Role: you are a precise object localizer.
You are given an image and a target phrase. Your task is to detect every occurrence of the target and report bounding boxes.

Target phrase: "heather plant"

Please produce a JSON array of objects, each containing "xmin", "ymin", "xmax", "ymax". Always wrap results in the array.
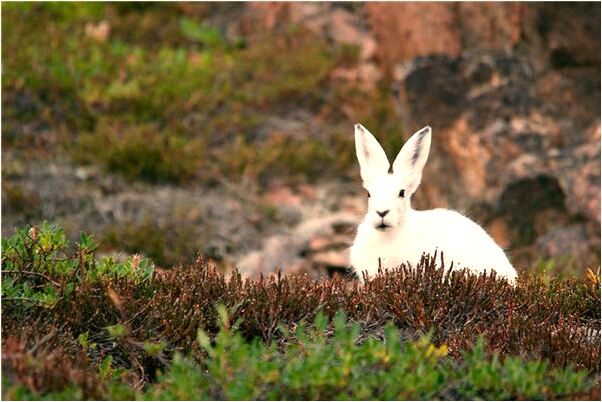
[
  {"xmin": 2, "ymin": 307, "xmax": 595, "ymax": 400},
  {"xmin": 2, "ymin": 222, "xmax": 600, "ymax": 400}
]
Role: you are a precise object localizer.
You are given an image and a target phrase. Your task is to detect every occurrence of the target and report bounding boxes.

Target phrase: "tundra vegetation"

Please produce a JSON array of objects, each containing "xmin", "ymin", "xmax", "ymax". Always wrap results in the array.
[
  {"xmin": 2, "ymin": 4, "xmax": 601, "ymax": 400},
  {"xmin": 1, "ymin": 222, "xmax": 600, "ymax": 399},
  {"xmin": 2, "ymin": 3, "xmax": 402, "ymax": 185}
]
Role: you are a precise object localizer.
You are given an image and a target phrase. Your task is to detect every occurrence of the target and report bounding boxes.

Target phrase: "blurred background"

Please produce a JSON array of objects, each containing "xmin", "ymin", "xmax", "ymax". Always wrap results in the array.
[{"xmin": 2, "ymin": 2, "xmax": 600, "ymax": 278}]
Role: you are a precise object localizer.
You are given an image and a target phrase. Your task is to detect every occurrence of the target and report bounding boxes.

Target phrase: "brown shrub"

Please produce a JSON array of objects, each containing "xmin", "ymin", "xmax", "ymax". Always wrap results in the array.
[{"xmin": 2, "ymin": 253, "xmax": 600, "ymax": 393}]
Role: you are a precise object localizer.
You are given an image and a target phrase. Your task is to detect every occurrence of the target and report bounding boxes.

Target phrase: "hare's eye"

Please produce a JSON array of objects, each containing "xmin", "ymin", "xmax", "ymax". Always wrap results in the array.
[
  {"xmin": 366, "ymin": 191, "xmax": 371, "ymax": 198},
  {"xmin": 399, "ymin": 189, "xmax": 405, "ymax": 198}
]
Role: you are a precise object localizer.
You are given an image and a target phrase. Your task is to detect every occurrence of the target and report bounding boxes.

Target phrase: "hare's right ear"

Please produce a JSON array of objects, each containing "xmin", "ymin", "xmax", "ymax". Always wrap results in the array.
[{"xmin": 354, "ymin": 123, "xmax": 389, "ymax": 185}]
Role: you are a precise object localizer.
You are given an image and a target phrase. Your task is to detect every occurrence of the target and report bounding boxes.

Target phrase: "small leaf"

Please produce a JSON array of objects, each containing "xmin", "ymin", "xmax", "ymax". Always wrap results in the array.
[
  {"xmin": 216, "ymin": 304, "xmax": 229, "ymax": 329},
  {"xmin": 143, "ymin": 341, "xmax": 166, "ymax": 357},
  {"xmin": 106, "ymin": 324, "xmax": 127, "ymax": 339},
  {"xmin": 197, "ymin": 329, "xmax": 211, "ymax": 350},
  {"xmin": 99, "ymin": 355, "xmax": 113, "ymax": 379}
]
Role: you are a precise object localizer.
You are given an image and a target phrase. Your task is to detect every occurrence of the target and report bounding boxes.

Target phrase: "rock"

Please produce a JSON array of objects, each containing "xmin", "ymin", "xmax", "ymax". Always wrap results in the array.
[
  {"xmin": 365, "ymin": 3, "xmax": 598, "ymax": 72},
  {"xmin": 263, "ymin": 186, "xmax": 302, "ymax": 207},
  {"xmin": 304, "ymin": 230, "xmax": 352, "ymax": 274},
  {"xmin": 330, "ymin": 62, "xmax": 382, "ymax": 91},
  {"xmin": 328, "ymin": 8, "xmax": 376, "ymax": 61},
  {"xmin": 457, "ymin": 3, "xmax": 522, "ymax": 53},
  {"xmin": 241, "ymin": 3, "xmax": 376, "ymax": 59},
  {"xmin": 236, "ymin": 235, "xmax": 306, "ymax": 277},
  {"xmin": 533, "ymin": 209, "xmax": 570, "ymax": 238},
  {"xmin": 536, "ymin": 225, "xmax": 593, "ymax": 263},
  {"xmin": 297, "ymin": 184, "xmax": 318, "ymax": 200},
  {"xmin": 85, "ymin": 20, "xmax": 110, "ymax": 42},
  {"xmin": 312, "ymin": 250, "xmax": 349, "ymax": 269},
  {"xmin": 393, "ymin": 52, "xmax": 599, "ymax": 267},
  {"xmin": 531, "ymin": 3, "xmax": 601, "ymax": 68},
  {"xmin": 357, "ymin": 63, "xmax": 382, "ymax": 91},
  {"xmin": 235, "ymin": 3, "xmax": 599, "ymax": 82},
  {"xmin": 239, "ymin": 2, "xmax": 381, "ymax": 90},
  {"xmin": 307, "ymin": 234, "xmax": 349, "ymax": 252},
  {"xmin": 365, "ymin": 3, "xmax": 462, "ymax": 71},
  {"xmin": 237, "ymin": 210, "xmax": 360, "ymax": 279},
  {"xmin": 486, "ymin": 218, "xmax": 511, "ymax": 250},
  {"xmin": 555, "ymin": 141, "xmax": 601, "ymax": 224}
]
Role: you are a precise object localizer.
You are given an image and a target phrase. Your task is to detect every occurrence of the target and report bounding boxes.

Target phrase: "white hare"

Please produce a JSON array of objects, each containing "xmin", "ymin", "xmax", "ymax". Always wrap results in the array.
[{"xmin": 349, "ymin": 123, "xmax": 517, "ymax": 282}]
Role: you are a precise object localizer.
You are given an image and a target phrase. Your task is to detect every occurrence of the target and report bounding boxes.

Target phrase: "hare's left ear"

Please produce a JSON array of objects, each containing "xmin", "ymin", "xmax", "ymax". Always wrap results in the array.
[
  {"xmin": 392, "ymin": 126, "xmax": 431, "ymax": 195},
  {"xmin": 354, "ymin": 123, "xmax": 389, "ymax": 186}
]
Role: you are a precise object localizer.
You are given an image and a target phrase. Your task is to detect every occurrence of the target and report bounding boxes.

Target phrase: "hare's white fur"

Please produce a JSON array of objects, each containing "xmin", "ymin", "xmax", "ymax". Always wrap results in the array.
[{"xmin": 350, "ymin": 124, "xmax": 517, "ymax": 282}]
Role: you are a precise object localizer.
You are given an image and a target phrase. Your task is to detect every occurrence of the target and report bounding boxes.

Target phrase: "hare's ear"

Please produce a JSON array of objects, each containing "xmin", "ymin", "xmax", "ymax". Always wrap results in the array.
[
  {"xmin": 392, "ymin": 126, "xmax": 431, "ymax": 195},
  {"xmin": 355, "ymin": 123, "xmax": 389, "ymax": 185}
]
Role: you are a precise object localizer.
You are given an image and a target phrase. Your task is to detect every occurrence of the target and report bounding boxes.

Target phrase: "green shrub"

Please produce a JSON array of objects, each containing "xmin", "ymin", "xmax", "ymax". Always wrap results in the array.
[
  {"xmin": 1, "ymin": 221, "xmax": 154, "ymax": 308},
  {"xmin": 101, "ymin": 216, "xmax": 205, "ymax": 267},
  {"xmin": 74, "ymin": 119, "xmax": 204, "ymax": 183},
  {"xmin": 215, "ymin": 133, "xmax": 334, "ymax": 183},
  {"xmin": 144, "ymin": 310, "xmax": 591, "ymax": 400}
]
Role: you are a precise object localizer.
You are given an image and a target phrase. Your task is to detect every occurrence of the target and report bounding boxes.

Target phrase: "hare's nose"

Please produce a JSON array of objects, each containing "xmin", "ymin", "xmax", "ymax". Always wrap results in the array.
[{"xmin": 376, "ymin": 210, "xmax": 390, "ymax": 218}]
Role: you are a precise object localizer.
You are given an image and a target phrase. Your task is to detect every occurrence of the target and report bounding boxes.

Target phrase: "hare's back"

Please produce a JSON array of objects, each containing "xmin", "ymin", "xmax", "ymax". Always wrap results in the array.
[{"xmin": 412, "ymin": 209, "xmax": 516, "ymax": 279}]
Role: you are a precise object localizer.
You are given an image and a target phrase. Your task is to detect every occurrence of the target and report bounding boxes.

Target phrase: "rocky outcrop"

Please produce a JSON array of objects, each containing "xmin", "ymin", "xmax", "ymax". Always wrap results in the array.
[
  {"xmin": 2, "ymin": 154, "xmax": 282, "ymax": 268},
  {"xmin": 394, "ymin": 53, "xmax": 600, "ymax": 268},
  {"xmin": 236, "ymin": 212, "xmax": 357, "ymax": 279},
  {"xmin": 366, "ymin": 2, "xmax": 599, "ymax": 73},
  {"xmin": 236, "ymin": 2, "xmax": 382, "ymax": 90},
  {"xmin": 235, "ymin": 3, "xmax": 599, "ymax": 76}
]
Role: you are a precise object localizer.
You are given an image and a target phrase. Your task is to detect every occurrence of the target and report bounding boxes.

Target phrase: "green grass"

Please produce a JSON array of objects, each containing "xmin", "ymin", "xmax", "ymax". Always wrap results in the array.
[{"xmin": 73, "ymin": 119, "xmax": 204, "ymax": 183}]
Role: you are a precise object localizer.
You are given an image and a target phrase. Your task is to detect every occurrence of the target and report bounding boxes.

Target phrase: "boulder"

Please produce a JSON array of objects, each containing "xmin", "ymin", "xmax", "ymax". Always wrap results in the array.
[{"xmin": 237, "ymin": 211, "xmax": 359, "ymax": 279}]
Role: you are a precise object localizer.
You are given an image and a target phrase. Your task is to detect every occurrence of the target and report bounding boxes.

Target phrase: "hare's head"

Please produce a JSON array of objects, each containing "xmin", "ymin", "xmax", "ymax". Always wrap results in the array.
[{"xmin": 354, "ymin": 123, "xmax": 431, "ymax": 232}]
